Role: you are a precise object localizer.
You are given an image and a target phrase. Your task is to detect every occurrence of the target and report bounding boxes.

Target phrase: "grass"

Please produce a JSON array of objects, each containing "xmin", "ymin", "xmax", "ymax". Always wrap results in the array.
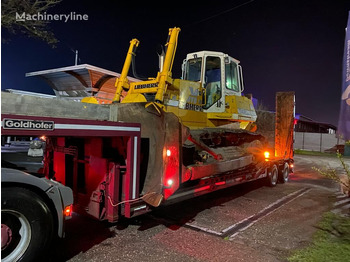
[
  {"xmin": 294, "ymin": 149, "xmax": 337, "ymax": 157},
  {"xmin": 288, "ymin": 212, "xmax": 350, "ymax": 262}
]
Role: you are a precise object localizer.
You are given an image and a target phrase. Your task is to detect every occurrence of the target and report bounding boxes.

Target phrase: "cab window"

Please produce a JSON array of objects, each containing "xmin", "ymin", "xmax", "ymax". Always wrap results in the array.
[
  {"xmin": 203, "ymin": 56, "xmax": 221, "ymax": 109},
  {"xmin": 184, "ymin": 58, "xmax": 202, "ymax": 81},
  {"xmin": 225, "ymin": 62, "xmax": 239, "ymax": 92}
]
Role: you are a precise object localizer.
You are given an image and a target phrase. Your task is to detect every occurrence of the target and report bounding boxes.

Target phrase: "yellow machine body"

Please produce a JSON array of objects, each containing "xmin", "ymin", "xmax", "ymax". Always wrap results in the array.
[{"xmin": 84, "ymin": 27, "xmax": 257, "ymax": 131}]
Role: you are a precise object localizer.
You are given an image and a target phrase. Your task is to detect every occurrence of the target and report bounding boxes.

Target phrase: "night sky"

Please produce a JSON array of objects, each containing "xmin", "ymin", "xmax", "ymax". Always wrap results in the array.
[{"xmin": 2, "ymin": 0, "xmax": 350, "ymax": 126}]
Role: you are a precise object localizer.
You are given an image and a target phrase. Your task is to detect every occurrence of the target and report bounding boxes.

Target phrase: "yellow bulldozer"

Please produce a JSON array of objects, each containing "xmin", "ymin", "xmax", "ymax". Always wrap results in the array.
[{"xmin": 82, "ymin": 27, "xmax": 257, "ymax": 132}]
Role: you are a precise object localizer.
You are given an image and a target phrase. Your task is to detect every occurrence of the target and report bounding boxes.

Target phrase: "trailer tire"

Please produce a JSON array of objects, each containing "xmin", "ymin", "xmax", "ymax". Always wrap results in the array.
[
  {"xmin": 266, "ymin": 164, "xmax": 278, "ymax": 187},
  {"xmin": 279, "ymin": 162, "xmax": 290, "ymax": 183},
  {"xmin": 1, "ymin": 187, "xmax": 54, "ymax": 262}
]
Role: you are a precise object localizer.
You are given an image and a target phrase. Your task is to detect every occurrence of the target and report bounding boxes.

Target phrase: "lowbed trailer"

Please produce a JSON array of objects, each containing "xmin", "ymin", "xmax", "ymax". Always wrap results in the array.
[
  {"xmin": 1, "ymin": 90, "xmax": 294, "ymax": 232},
  {"xmin": 1, "ymin": 27, "xmax": 295, "ymax": 261},
  {"xmin": 1, "ymin": 92, "xmax": 294, "ymax": 261}
]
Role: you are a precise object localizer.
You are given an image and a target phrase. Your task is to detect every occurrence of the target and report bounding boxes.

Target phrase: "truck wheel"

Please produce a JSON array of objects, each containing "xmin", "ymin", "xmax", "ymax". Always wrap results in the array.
[
  {"xmin": 267, "ymin": 164, "xmax": 278, "ymax": 187},
  {"xmin": 279, "ymin": 162, "xmax": 290, "ymax": 183},
  {"xmin": 1, "ymin": 187, "xmax": 54, "ymax": 262}
]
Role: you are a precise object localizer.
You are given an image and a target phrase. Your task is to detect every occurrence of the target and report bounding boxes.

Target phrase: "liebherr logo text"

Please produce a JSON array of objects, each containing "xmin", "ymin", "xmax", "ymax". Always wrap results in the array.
[
  {"xmin": 3, "ymin": 119, "xmax": 54, "ymax": 130},
  {"xmin": 134, "ymin": 83, "xmax": 158, "ymax": 89}
]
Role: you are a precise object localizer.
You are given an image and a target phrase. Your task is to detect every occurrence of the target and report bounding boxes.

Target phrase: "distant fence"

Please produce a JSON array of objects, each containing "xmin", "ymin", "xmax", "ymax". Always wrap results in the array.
[{"xmin": 294, "ymin": 132, "xmax": 345, "ymax": 152}]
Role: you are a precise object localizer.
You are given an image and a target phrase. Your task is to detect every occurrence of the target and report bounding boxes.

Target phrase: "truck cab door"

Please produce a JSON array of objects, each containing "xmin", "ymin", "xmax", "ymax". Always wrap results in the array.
[{"xmin": 202, "ymin": 56, "xmax": 225, "ymax": 113}]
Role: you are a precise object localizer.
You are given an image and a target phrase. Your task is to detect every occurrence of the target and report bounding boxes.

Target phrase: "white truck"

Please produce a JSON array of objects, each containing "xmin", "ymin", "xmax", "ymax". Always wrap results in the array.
[{"xmin": 1, "ymin": 167, "xmax": 73, "ymax": 261}]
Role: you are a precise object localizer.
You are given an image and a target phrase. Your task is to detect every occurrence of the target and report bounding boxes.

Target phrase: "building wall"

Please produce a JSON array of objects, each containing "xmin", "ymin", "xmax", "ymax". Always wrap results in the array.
[
  {"xmin": 294, "ymin": 132, "xmax": 344, "ymax": 152},
  {"xmin": 295, "ymin": 121, "xmax": 336, "ymax": 134}
]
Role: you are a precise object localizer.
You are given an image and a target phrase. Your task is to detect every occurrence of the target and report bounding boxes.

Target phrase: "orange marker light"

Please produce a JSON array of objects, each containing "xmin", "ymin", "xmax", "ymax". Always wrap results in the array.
[
  {"xmin": 264, "ymin": 151, "xmax": 270, "ymax": 159},
  {"xmin": 64, "ymin": 205, "xmax": 73, "ymax": 218}
]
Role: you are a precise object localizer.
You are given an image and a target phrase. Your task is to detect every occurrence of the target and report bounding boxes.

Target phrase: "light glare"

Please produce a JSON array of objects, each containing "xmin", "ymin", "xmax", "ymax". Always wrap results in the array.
[
  {"xmin": 167, "ymin": 179, "xmax": 174, "ymax": 186},
  {"xmin": 264, "ymin": 151, "xmax": 270, "ymax": 159}
]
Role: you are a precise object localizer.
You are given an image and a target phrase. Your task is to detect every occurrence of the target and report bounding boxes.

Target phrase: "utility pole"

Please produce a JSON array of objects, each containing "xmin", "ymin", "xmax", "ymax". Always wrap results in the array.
[{"xmin": 75, "ymin": 50, "xmax": 78, "ymax": 65}]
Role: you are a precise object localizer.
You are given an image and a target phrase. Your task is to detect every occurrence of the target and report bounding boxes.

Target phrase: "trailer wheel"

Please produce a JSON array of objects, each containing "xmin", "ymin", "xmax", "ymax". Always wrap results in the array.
[
  {"xmin": 279, "ymin": 162, "xmax": 290, "ymax": 183},
  {"xmin": 267, "ymin": 164, "xmax": 278, "ymax": 187},
  {"xmin": 1, "ymin": 187, "xmax": 54, "ymax": 262}
]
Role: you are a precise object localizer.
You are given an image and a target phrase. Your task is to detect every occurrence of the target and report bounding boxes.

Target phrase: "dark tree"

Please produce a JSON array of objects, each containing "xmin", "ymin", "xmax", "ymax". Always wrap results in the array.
[{"xmin": 1, "ymin": 0, "xmax": 61, "ymax": 47}]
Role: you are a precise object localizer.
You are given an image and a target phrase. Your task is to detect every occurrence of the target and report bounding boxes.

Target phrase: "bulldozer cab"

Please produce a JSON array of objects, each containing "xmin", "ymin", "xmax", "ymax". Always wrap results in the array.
[{"xmin": 182, "ymin": 51, "xmax": 244, "ymax": 113}]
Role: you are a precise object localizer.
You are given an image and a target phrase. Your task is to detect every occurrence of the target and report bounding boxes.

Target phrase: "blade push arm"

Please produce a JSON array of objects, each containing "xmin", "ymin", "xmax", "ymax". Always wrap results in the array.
[
  {"xmin": 120, "ymin": 27, "xmax": 181, "ymax": 104},
  {"xmin": 113, "ymin": 38, "xmax": 140, "ymax": 102},
  {"xmin": 155, "ymin": 27, "xmax": 181, "ymax": 103}
]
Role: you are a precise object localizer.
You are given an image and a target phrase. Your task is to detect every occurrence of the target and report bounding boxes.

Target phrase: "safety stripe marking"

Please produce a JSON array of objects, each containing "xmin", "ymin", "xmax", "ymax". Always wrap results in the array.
[
  {"xmin": 54, "ymin": 123, "xmax": 140, "ymax": 132},
  {"xmin": 132, "ymin": 136, "xmax": 138, "ymax": 199}
]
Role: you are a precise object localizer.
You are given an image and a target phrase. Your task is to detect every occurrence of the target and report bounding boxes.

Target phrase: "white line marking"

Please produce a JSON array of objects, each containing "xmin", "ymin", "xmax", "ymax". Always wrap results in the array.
[
  {"xmin": 332, "ymin": 203, "xmax": 350, "ymax": 214},
  {"xmin": 340, "ymin": 203, "xmax": 350, "ymax": 209},
  {"xmin": 181, "ymin": 188, "xmax": 312, "ymax": 240},
  {"xmin": 336, "ymin": 194, "xmax": 347, "ymax": 199},
  {"xmin": 333, "ymin": 198, "xmax": 350, "ymax": 207},
  {"xmin": 222, "ymin": 189, "xmax": 307, "ymax": 234},
  {"xmin": 185, "ymin": 223, "xmax": 222, "ymax": 236},
  {"xmin": 227, "ymin": 188, "xmax": 311, "ymax": 240}
]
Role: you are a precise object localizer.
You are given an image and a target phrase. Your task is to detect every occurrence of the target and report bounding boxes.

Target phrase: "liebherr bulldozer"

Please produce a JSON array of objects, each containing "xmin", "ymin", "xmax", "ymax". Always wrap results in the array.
[
  {"xmin": 83, "ymin": 27, "xmax": 264, "ymax": 151},
  {"xmin": 83, "ymin": 28, "xmax": 257, "ymax": 131}
]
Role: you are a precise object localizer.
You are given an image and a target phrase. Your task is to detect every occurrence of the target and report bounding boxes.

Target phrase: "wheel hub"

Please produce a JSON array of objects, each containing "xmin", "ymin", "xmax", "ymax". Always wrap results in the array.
[{"xmin": 1, "ymin": 224, "xmax": 13, "ymax": 250}]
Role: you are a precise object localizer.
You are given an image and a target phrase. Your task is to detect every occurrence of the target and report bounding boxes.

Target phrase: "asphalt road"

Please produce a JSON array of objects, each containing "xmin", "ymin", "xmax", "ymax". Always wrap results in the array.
[{"xmin": 43, "ymin": 154, "xmax": 349, "ymax": 262}]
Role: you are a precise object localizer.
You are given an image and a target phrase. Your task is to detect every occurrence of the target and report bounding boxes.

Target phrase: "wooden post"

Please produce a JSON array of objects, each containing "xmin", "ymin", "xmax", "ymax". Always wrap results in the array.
[{"xmin": 275, "ymin": 92, "xmax": 295, "ymax": 159}]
